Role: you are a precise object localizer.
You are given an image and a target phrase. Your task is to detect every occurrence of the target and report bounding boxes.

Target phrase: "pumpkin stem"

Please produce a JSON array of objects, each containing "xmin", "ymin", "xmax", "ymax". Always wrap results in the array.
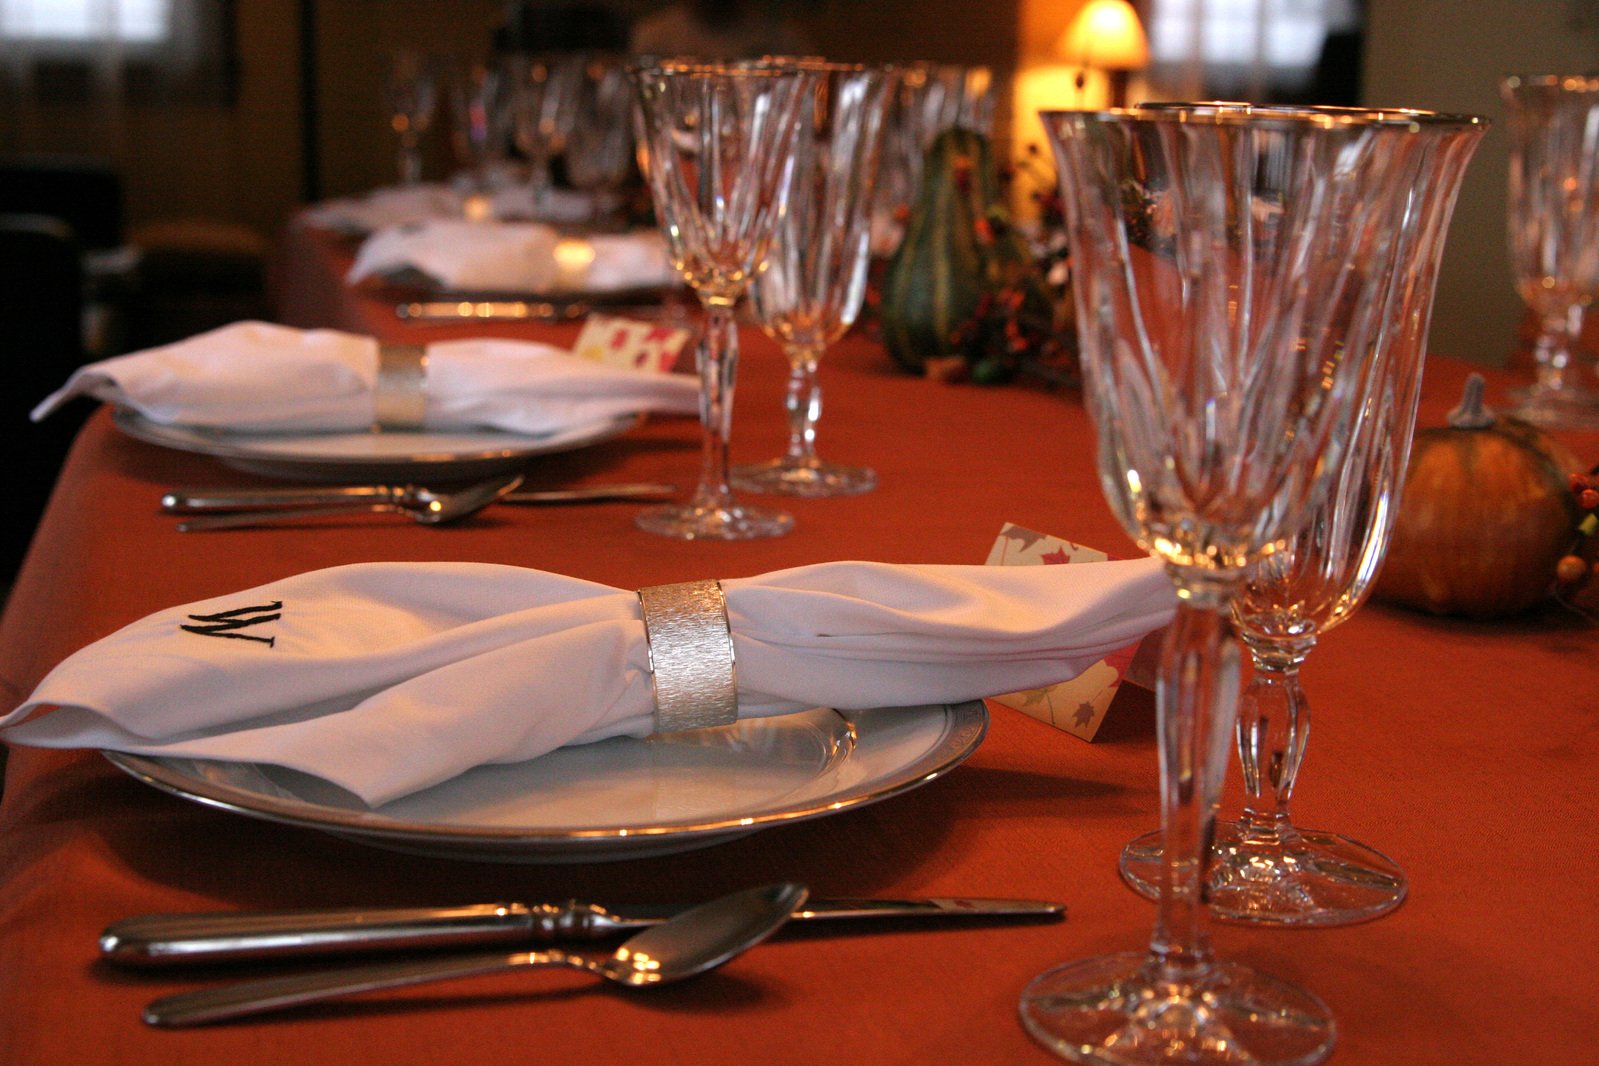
[{"xmin": 1447, "ymin": 372, "xmax": 1496, "ymax": 429}]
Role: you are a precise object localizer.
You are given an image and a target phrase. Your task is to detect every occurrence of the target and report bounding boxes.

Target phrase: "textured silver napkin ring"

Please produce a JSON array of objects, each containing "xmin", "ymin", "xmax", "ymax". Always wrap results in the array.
[
  {"xmin": 374, "ymin": 344, "xmax": 428, "ymax": 431},
  {"xmin": 636, "ymin": 580, "xmax": 738, "ymax": 734}
]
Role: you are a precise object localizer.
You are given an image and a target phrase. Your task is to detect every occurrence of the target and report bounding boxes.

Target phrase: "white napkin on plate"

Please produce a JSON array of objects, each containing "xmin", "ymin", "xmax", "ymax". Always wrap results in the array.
[
  {"xmin": 299, "ymin": 185, "xmax": 468, "ymax": 234},
  {"xmin": 347, "ymin": 219, "xmax": 677, "ymax": 295},
  {"xmin": 0, "ymin": 559, "xmax": 1176, "ymax": 806},
  {"xmin": 30, "ymin": 321, "xmax": 699, "ymax": 435}
]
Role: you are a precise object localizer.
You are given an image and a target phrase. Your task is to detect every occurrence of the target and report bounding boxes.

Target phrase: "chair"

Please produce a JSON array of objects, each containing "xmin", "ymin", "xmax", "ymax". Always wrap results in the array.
[{"xmin": 0, "ymin": 214, "xmax": 89, "ymax": 582}]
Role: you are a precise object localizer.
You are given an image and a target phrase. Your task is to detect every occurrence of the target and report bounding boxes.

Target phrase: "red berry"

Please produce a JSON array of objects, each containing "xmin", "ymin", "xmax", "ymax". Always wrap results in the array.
[
  {"xmin": 1580, "ymin": 488, "xmax": 1599, "ymax": 510},
  {"xmin": 1556, "ymin": 554, "xmax": 1589, "ymax": 584},
  {"xmin": 1571, "ymin": 472, "xmax": 1593, "ymax": 492}
]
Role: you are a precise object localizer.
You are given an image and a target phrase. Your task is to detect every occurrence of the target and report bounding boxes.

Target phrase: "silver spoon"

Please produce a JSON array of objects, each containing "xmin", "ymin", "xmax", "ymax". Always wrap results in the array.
[
  {"xmin": 173, "ymin": 473, "xmax": 526, "ymax": 531},
  {"xmin": 142, "ymin": 882, "xmax": 806, "ymax": 1027}
]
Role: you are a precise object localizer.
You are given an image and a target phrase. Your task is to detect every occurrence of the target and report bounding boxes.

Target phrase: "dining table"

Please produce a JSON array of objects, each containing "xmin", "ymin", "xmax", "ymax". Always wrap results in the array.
[{"xmin": 0, "ymin": 219, "xmax": 1594, "ymax": 1065}]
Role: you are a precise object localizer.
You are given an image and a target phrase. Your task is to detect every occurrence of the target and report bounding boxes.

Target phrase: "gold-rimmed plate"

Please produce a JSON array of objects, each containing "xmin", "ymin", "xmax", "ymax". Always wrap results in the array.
[
  {"xmin": 104, "ymin": 703, "xmax": 987, "ymax": 864},
  {"xmin": 113, "ymin": 408, "xmax": 641, "ymax": 483}
]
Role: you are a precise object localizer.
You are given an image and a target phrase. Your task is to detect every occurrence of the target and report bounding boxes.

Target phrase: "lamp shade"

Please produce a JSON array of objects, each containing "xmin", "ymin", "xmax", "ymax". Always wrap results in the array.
[{"xmin": 1057, "ymin": 0, "xmax": 1150, "ymax": 72}]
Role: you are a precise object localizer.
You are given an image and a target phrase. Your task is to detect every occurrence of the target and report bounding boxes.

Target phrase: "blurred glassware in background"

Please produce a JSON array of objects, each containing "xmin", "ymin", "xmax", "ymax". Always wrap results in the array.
[
  {"xmin": 565, "ymin": 53, "xmax": 639, "ymax": 228},
  {"xmin": 871, "ymin": 62, "xmax": 993, "ymax": 257},
  {"xmin": 387, "ymin": 50, "xmax": 439, "ymax": 186},
  {"xmin": 509, "ymin": 52, "xmax": 583, "ymax": 220},
  {"xmin": 737, "ymin": 61, "xmax": 893, "ymax": 497},
  {"xmin": 1502, "ymin": 73, "xmax": 1599, "ymax": 429},
  {"xmin": 447, "ymin": 60, "xmax": 514, "ymax": 191}
]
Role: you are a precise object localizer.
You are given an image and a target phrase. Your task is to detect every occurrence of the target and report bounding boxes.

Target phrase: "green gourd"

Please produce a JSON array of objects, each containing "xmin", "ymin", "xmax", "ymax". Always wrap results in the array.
[{"xmin": 879, "ymin": 127, "xmax": 1048, "ymax": 374}]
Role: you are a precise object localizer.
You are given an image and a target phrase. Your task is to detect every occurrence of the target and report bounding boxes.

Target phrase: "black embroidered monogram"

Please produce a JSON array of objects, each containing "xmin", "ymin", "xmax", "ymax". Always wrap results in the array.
[{"xmin": 180, "ymin": 601, "xmax": 282, "ymax": 647}]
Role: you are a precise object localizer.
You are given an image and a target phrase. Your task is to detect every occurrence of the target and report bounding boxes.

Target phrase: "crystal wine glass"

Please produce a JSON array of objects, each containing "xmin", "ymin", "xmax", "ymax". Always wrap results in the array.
[
  {"xmin": 565, "ymin": 53, "xmax": 637, "ymax": 229},
  {"xmin": 387, "ymin": 50, "xmax": 438, "ymax": 186},
  {"xmin": 508, "ymin": 52, "xmax": 582, "ymax": 221},
  {"xmin": 1116, "ymin": 107, "xmax": 1487, "ymax": 927},
  {"xmin": 631, "ymin": 61, "xmax": 811, "ymax": 539},
  {"xmin": 1502, "ymin": 73, "xmax": 1599, "ymax": 429},
  {"xmin": 734, "ymin": 61, "xmax": 893, "ymax": 497},
  {"xmin": 1030, "ymin": 104, "xmax": 1486, "ymax": 1064}
]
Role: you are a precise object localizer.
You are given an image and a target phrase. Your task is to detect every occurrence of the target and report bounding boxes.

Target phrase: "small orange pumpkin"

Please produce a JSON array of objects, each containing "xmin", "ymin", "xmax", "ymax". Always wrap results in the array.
[{"xmin": 1376, "ymin": 373, "xmax": 1583, "ymax": 618}]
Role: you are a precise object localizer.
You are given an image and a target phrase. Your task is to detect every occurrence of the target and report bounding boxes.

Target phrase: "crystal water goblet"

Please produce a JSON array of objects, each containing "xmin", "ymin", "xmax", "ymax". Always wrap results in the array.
[
  {"xmin": 387, "ymin": 50, "xmax": 438, "ymax": 186},
  {"xmin": 1502, "ymin": 73, "xmax": 1599, "ymax": 429},
  {"xmin": 1114, "ymin": 108, "xmax": 1486, "ymax": 927},
  {"xmin": 1029, "ymin": 104, "xmax": 1486, "ymax": 1065},
  {"xmin": 733, "ymin": 61, "xmax": 892, "ymax": 497},
  {"xmin": 631, "ymin": 62, "xmax": 811, "ymax": 539}
]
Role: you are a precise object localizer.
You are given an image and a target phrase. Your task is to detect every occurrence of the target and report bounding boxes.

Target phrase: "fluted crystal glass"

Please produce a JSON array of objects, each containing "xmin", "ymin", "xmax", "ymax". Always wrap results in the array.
[
  {"xmin": 734, "ymin": 61, "xmax": 892, "ymax": 497},
  {"xmin": 1029, "ymin": 104, "xmax": 1486, "ymax": 1065},
  {"xmin": 1502, "ymin": 73, "xmax": 1599, "ymax": 429},
  {"xmin": 631, "ymin": 62, "xmax": 810, "ymax": 539},
  {"xmin": 1117, "ymin": 107, "xmax": 1486, "ymax": 927},
  {"xmin": 566, "ymin": 53, "xmax": 637, "ymax": 228}
]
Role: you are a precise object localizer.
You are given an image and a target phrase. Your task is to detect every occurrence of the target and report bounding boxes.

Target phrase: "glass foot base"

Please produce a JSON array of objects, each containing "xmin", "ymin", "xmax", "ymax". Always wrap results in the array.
[
  {"xmin": 634, "ymin": 501, "xmax": 794, "ymax": 540},
  {"xmin": 1120, "ymin": 822, "xmax": 1406, "ymax": 927},
  {"xmin": 1020, "ymin": 952, "xmax": 1335, "ymax": 1065},
  {"xmin": 1510, "ymin": 384, "xmax": 1599, "ymax": 430},
  {"xmin": 730, "ymin": 458, "xmax": 877, "ymax": 497}
]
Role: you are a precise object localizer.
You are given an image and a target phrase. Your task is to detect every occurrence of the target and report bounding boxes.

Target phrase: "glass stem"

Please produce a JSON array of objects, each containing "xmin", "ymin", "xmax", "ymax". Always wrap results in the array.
[
  {"xmin": 783, "ymin": 345, "xmax": 823, "ymax": 466},
  {"xmin": 1148, "ymin": 567, "xmax": 1241, "ymax": 985},
  {"xmin": 1533, "ymin": 306, "xmax": 1583, "ymax": 391},
  {"xmin": 398, "ymin": 134, "xmax": 423, "ymax": 185},
  {"xmin": 1235, "ymin": 636, "xmax": 1316, "ymax": 844},
  {"xmin": 691, "ymin": 300, "xmax": 739, "ymax": 512}
]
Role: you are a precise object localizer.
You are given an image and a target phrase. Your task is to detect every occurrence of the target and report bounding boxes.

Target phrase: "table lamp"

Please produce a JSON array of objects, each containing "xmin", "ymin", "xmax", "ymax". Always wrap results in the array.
[{"xmin": 1057, "ymin": 0, "xmax": 1150, "ymax": 108}]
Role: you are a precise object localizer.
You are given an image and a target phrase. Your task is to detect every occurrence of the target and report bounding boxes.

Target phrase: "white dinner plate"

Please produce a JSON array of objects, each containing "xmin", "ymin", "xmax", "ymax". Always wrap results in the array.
[
  {"xmin": 113, "ymin": 408, "xmax": 640, "ymax": 482},
  {"xmin": 104, "ymin": 703, "xmax": 987, "ymax": 864}
]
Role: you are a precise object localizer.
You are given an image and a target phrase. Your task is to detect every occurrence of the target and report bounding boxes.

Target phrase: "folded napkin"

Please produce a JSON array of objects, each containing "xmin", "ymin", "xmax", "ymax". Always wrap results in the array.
[
  {"xmin": 299, "ymin": 185, "xmax": 468, "ymax": 234},
  {"xmin": 1, "ymin": 559, "xmax": 1176, "ymax": 806},
  {"xmin": 347, "ymin": 219, "xmax": 677, "ymax": 295},
  {"xmin": 31, "ymin": 321, "xmax": 699, "ymax": 435}
]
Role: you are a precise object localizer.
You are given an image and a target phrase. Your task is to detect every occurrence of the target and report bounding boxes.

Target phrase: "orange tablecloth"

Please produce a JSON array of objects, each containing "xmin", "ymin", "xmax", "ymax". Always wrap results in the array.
[{"xmin": 0, "ymin": 224, "xmax": 1595, "ymax": 1064}]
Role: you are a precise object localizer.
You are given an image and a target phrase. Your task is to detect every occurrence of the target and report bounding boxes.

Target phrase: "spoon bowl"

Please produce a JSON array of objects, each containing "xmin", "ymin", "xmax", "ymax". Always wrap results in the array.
[{"xmin": 142, "ymin": 882, "xmax": 806, "ymax": 1026}]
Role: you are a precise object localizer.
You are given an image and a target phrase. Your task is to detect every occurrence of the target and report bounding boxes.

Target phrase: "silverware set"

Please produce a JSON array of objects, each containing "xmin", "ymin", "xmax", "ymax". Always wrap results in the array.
[
  {"xmin": 163, "ymin": 476, "xmax": 678, "ymax": 531},
  {"xmin": 109, "ymin": 889, "xmax": 1063, "ymax": 1027}
]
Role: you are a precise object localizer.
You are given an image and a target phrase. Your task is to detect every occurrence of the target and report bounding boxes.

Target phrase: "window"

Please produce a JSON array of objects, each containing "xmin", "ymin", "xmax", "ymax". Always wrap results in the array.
[
  {"xmin": 1146, "ymin": 0, "xmax": 1363, "ymax": 103},
  {"xmin": 0, "ymin": 0, "xmax": 235, "ymax": 107},
  {"xmin": 0, "ymin": 0, "xmax": 170, "ymax": 46}
]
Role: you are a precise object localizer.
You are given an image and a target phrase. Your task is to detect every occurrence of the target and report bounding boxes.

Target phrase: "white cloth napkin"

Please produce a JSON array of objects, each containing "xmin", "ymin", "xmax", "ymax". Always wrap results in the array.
[
  {"xmin": 347, "ymin": 219, "xmax": 677, "ymax": 295},
  {"xmin": 299, "ymin": 182, "xmax": 603, "ymax": 234},
  {"xmin": 1, "ymin": 559, "xmax": 1176, "ymax": 806},
  {"xmin": 299, "ymin": 185, "xmax": 468, "ymax": 234},
  {"xmin": 30, "ymin": 321, "xmax": 699, "ymax": 435}
]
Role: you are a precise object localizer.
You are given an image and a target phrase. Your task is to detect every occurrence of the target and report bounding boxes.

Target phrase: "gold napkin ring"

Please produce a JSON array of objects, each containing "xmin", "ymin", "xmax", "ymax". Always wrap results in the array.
[
  {"xmin": 374, "ymin": 344, "xmax": 428, "ymax": 431},
  {"xmin": 637, "ymin": 579, "xmax": 738, "ymax": 734}
]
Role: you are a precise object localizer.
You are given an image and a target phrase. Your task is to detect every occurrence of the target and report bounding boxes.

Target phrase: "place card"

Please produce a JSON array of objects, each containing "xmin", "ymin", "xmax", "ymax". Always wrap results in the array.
[
  {"xmin": 985, "ymin": 523, "xmax": 1157, "ymax": 741},
  {"xmin": 573, "ymin": 315, "xmax": 691, "ymax": 374}
]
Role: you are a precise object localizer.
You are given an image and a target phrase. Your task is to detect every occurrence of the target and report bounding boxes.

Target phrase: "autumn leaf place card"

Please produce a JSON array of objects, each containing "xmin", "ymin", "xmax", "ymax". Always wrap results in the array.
[{"xmin": 986, "ymin": 523, "xmax": 1157, "ymax": 741}]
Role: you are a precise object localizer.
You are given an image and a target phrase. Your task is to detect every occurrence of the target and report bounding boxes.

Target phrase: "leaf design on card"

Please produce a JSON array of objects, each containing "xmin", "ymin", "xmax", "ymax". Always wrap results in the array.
[
  {"xmin": 1001, "ymin": 526, "xmax": 1047, "ymax": 550},
  {"xmin": 1040, "ymin": 547, "xmax": 1074, "ymax": 565},
  {"xmin": 1016, "ymin": 687, "xmax": 1053, "ymax": 707},
  {"xmin": 1072, "ymin": 702, "xmax": 1097, "ymax": 727}
]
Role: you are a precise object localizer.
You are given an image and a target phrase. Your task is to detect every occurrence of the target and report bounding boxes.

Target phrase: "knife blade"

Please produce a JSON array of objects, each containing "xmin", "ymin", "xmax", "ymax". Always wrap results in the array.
[
  {"xmin": 162, "ymin": 482, "xmax": 677, "ymax": 513},
  {"xmin": 100, "ymin": 897, "xmax": 1064, "ymax": 967}
]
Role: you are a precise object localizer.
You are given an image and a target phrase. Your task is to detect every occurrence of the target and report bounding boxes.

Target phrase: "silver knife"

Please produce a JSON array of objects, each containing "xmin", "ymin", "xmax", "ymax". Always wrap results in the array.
[
  {"xmin": 161, "ymin": 483, "xmax": 677, "ymax": 513},
  {"xmin": 100, "ymin": 897, "xmax": 1064, "ymax": 967},
  {"xmin": 396, "ymin": 299, "xmax": 591, "ymax": 323}
]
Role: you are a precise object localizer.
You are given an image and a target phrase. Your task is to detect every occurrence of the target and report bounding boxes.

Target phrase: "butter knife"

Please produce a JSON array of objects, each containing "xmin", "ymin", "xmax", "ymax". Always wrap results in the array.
[{"xmin": 101, "ymin": 897, "xmax": 1064, "ymax": 966}]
